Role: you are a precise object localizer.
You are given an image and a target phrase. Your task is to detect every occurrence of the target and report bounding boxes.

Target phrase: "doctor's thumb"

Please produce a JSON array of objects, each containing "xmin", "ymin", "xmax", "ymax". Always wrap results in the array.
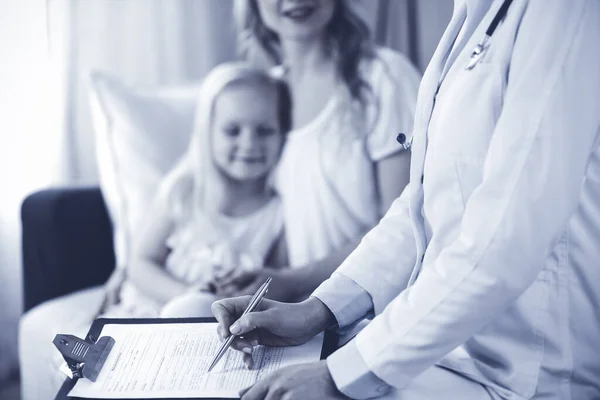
[{"xmin": 230, "ymin": 311, "xmax": 271, "ymax": 336}]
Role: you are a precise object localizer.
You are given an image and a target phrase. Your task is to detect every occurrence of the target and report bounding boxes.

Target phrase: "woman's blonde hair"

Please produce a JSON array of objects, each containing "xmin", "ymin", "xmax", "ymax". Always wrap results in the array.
[
  {"xmin": 234, "ymin": 0, "xmax": 375, "ymax": 108},
  {"xmin": 159, "ymin": 62, "xmax": 292, "ymax": 220}
]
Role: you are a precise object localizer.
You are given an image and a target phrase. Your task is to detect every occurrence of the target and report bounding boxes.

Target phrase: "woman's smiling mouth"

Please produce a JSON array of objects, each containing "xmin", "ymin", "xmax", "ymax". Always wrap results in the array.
[
  {"xmin": 282, "ymin": 5, "xmax": 316, "ymax": 21},
  {"xmin": 233, "ymin": 155, "xmax": 266, "ymax": 164}
]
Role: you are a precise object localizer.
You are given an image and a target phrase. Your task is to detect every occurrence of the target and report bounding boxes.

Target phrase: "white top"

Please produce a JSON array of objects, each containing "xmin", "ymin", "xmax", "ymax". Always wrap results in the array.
[
  {"xmin": 274, "ymin": 48, "xmax": 421, "ymax": 266},
  {"xmin": 313, "ymin": 0, "xmax": 600, "ymax": 399},
  {"xmin": 112, "ymin": 197, "xmax": 283, "ymax": 317},
  {"xmin": 164, "ymin": 197, "xmax": 283, "ymax": 283}
]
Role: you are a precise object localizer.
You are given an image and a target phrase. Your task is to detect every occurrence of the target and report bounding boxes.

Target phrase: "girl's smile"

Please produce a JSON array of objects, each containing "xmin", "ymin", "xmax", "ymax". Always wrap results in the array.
[{"xmin": 210, "ymin": 82, "xmax": 284, "ymax": 182}]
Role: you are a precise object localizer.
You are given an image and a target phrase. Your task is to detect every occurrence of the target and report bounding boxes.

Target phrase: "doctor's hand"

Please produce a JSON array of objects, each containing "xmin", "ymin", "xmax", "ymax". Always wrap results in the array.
[
  {"xmin": 211, "ymin": 296, "xmax": 335, "ymax": 369},
  {"xmin": 239, "ymin": 360, "xmax": 348, "ymax": 400}
]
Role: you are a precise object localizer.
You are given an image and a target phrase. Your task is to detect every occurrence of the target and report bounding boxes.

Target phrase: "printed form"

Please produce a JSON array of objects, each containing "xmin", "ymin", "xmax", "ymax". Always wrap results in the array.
[{"xmin": 68, "ymin": 323, "xmax": 324, "ymax": 399}]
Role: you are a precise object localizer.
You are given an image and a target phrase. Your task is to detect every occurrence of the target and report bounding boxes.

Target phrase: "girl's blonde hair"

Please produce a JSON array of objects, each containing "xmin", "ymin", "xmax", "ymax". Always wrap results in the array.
[{"xmin": 159, "ymin": 62, "xmax": 292, "ymax": 220}]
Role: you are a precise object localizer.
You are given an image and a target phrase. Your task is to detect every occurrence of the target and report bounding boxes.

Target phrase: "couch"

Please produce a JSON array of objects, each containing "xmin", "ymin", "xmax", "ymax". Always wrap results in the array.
[{"xmin": 21, "ymin": 187, "xmax": 115, "ymax": 312}]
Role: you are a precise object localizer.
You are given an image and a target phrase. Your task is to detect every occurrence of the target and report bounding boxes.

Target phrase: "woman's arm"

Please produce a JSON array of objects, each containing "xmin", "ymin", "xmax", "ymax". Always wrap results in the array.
[
  {"xmin": 265, "ymin": 231, "xmax": 289, "ymax": 269},
  {"xmin": 375, "ymin": 151, "xmax": 411, "ymax": 216},
  {"xmin": 127, "ymin": 196, "xmax": 189, "ymax": 305},
  {"xmin": 283, "ymin": 151, "xmax": 411, "ymax": 300}
]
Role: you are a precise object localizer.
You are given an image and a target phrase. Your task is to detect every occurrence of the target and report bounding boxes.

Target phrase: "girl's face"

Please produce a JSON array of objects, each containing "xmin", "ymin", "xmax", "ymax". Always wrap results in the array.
[
  {"xmin": 256, "ymin": 0, "xmax": 335, "ymax": 42},
  {"xmin": 211, "ymin": 82, "xmax": 284, "ymax": 182}
]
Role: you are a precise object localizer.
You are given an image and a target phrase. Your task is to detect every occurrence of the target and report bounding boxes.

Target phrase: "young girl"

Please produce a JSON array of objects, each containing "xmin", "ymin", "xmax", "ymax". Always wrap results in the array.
[
  {"xmin": 109, "ymin": 61, "xmax": 292, "ymax": 318},
  {"xmin": 18, "ymin": 62, "xmax": 291, "ymax": 400}
]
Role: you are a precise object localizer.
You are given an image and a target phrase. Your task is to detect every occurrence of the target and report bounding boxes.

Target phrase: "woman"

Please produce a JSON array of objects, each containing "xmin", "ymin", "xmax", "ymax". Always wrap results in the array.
[{"xmin": 214, "ymin": 0, "xmax": 421, "ymax": 301}]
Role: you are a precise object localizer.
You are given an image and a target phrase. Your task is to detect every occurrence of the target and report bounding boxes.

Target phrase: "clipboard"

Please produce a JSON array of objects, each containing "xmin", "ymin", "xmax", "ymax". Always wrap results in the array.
[{"xmin": 54, "ymin": 317, "xmax": 339, "ymax": 400}]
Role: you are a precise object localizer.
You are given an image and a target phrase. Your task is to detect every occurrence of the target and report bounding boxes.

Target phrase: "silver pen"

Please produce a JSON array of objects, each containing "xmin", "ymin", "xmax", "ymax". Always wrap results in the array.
[{"xmin": 207, "ymin": 277, "xmax": 272, "ymax": 373}]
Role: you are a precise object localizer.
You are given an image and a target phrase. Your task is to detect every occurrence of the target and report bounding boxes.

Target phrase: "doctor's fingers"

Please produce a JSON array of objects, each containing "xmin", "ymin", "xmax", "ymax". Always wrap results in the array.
[
  {"xmin": 211, "ymin": 296, "xmax": 268, "ymax": 339},
  {"xmin": 229, "ymin": 308, "xmax": 279, "ymax": 338},
  {"xmin": 243, "ymin": 351, "xmax": 255, "ymax": 370},
  {"xmin": 229, "ymin": 332, "xmax": 260, "ymax": 354},
  {"xmin": 239, "ymin": 380, "xmax": 267, "ymax": 400},
  {"xmin": 227, "ymin": 344, "xmax": 256, "ymax": 370},
  {"xmin": 240, "ymin": 372, "xmax": 285, "ymax": 400},
  {"xmin": 211, "ymin": 333, "xmax": 258, "ymax": 369}
]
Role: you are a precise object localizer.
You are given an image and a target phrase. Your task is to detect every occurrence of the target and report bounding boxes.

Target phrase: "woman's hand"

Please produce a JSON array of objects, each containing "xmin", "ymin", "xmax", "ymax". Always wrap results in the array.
[
  {"xmin": 211, "ymin": 296, "xmax": 335, "ymax": 369},
  {"xmin": 213, "ymin": 268, "xmax": 299, "ymax": 302},
  {"xmin": 211, "ymin": 267, "xmax": 257, "ymax": 295},
  {"xmin": 239, "ymin": 360, "xmax": 348, "ymax": 400}
]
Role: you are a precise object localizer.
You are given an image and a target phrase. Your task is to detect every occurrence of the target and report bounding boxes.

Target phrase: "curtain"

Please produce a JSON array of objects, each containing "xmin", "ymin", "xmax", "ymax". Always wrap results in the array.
[
  {"xmin": 0, "ymin": 0, "xmax": 70, "ymax": 381},
  {"xmin": 362, "ymin": 0, "xmax": 453, "ymax": 71},
  {"xmin": 65, "ymin": 0, "xmax": 239, "ymax": 182}
]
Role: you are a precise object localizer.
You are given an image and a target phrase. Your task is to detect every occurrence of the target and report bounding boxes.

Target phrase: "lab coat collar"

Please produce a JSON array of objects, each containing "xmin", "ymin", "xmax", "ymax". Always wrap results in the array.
[
  {"xmin": 465, "ymin": 0, "xmax": 495, "ymax": 27},
  {"xmin": 409, "ymin": 2, "xmax": 467, "ymax": 190},
  {"xmin": 454, "ymin": 0, "xmax": 495, "ymax": 14},
  {"xmin": 412, "ymin": 0, "xmax": 509, "ymax": 192},
  {"xmin": 407, "ymin": 0, "xmax": 500, "ymax": 286}
]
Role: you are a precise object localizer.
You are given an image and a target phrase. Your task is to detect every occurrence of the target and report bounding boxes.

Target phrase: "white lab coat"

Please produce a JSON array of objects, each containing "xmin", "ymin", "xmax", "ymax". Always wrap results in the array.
[{"xmin": 314, "ymin": 0, "xmax": 600, "ymax": 399}]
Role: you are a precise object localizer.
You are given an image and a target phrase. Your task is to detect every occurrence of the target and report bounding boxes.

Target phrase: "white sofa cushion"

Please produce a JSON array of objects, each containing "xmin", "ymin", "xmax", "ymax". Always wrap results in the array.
[{"xmin": 87, "ymin": 71, "xmax": 200, "ymax": 268}]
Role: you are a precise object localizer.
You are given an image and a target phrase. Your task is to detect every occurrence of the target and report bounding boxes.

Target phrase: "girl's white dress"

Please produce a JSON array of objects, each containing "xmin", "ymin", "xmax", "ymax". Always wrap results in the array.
[{"xmin": 112, "ymin": 197, "xmax": 283, "ymax": 317}]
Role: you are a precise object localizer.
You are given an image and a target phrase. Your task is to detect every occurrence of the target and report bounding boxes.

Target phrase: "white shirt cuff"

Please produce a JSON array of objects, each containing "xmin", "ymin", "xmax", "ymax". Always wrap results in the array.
[
  {"xmin": 327, "ymin": 339, "xmax": 392, "ymax": 399},
  {"xmin": 312, "ymin": 273, "xmax": 373, "ymax": 328}
]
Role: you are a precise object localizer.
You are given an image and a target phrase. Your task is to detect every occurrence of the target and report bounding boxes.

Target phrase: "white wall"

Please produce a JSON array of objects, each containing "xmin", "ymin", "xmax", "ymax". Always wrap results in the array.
[{"xmin": 66, "ymin": 0, "xmax": 238, "ymax": 184}]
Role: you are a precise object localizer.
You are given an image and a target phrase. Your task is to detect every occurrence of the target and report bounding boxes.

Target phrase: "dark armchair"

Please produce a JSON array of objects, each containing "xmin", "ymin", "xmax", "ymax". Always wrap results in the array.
[{"xmin": 21, "ymin": 187, "xmax": 116, "ymax": 312}]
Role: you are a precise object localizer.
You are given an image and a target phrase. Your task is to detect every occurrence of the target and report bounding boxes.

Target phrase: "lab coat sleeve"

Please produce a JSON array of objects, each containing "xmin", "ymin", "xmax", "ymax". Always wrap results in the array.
[
  {"xmin": 312, "ymin": 273, "xmax": 393, "ymax": 399},
  {"xmin": 327, "ymin": 341, "xmax": 392, "ymax": 399},
  {"xmin": 329, "ymin": 0, "xmax": 600, "ymax": 394},
  {"xmin": 319, "ymin": 182, "xmax": 418, "ymax": 317},
  {"xmin": 312, "ymin": 273, "xmax": 374, "ymax": 328}
]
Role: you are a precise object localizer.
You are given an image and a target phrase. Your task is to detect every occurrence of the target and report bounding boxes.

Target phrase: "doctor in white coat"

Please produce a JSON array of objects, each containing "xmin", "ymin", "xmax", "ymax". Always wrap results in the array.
[{"xmin": 212, "ymin": 0, "xmax": 600, "ymax": 399}]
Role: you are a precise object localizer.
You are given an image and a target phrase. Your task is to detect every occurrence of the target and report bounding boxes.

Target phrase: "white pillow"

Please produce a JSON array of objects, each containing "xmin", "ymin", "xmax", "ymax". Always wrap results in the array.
[{"xmin": 87, "ymin": 71, "xmax": 200, "ymax": 268}]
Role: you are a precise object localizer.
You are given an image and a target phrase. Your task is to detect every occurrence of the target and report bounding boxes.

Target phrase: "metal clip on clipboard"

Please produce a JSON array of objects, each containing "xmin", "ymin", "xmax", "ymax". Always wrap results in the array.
[{"xmin": 53, "ymin": 334, "xmax": 115, "ymax": 382}]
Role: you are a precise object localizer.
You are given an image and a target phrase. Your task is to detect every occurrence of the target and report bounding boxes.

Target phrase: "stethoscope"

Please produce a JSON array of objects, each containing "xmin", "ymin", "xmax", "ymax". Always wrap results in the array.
[{"xmin": 465, "ymin": 0, "xmax": 513, "ymax": 70}]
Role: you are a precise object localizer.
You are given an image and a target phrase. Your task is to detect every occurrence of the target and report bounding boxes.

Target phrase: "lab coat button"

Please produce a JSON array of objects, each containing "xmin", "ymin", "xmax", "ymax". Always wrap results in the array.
[
  {"xmin": 421, "ymin": 174, "xmax": 424, "ymax": 184},
  {"xmin": 396, "ymin": 132, "xmax": 407, "ymax": 144}
]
